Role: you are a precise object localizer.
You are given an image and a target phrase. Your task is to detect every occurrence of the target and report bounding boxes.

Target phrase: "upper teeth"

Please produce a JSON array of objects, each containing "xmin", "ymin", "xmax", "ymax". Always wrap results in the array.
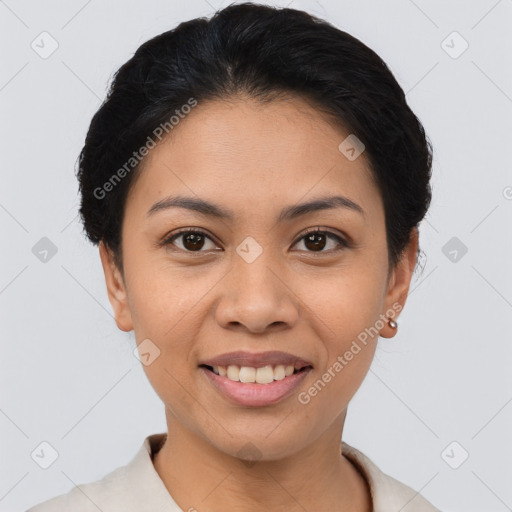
[{"xmin": 213, "ymin": 364, "xmax": 297, "ymax": 384}]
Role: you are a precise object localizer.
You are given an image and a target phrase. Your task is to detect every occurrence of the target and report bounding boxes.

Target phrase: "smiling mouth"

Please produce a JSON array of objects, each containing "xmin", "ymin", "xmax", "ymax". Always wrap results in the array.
[{"xmin": 199, "ymin": 363, "xmax": 312, "ymax": 384}]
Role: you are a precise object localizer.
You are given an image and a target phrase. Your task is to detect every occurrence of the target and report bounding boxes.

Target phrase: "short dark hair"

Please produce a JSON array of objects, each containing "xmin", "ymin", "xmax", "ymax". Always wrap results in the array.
[{"xmin": 77, "ymin": 1, "xmax": 432, "ymax": 273}]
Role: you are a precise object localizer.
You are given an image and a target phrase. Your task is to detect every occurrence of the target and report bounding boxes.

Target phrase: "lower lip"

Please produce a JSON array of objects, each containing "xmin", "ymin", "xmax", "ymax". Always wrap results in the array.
[{"xmin": 200, "ymin": 366, "xmax": 312, "ymax": 407}]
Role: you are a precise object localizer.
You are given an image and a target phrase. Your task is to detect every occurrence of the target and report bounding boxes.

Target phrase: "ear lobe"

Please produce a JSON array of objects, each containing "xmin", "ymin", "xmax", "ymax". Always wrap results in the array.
[
  {"xmin": 99, "ymin": 241, "xmax": 134, "ymax": 332},
  {"xmin": 380, "ymin": 228, "xmax": 419, "ymax": 338}
]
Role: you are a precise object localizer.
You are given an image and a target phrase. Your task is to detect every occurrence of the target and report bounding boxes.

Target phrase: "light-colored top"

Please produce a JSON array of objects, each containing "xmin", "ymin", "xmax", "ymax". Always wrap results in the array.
[{"xmin": 26, "ymin": 432, "xmax": 441, "ymax": 512}]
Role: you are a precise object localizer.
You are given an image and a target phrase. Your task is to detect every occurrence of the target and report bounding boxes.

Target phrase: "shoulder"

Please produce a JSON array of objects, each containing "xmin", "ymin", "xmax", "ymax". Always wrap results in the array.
[
  {"xmin": 341, "ymin": 441, "xmax": 442, "ymax": 512},
  {"xmin": 26, "ymin": 433, "xmax": 176, "ymax": 512},
  {"xmin": 26, "ymin": 463, "xmax": 132, "ymax": 512}
]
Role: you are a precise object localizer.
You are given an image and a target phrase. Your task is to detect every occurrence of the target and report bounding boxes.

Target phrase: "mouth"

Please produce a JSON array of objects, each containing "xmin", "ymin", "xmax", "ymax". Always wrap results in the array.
[
  {"xmin": 198, "ymin": 350, "xmax": 314, "ymax": 405},
  {"xmin": 198, "ymin": 350, "xmax": 314, "ymax": 384},
  {"xmin": 199, "ymin": 363, "xmax": 313, "ymax": 383},
  {"xmin": 199, "ymin": 363, "xmax": 313, "ymax": 407}
]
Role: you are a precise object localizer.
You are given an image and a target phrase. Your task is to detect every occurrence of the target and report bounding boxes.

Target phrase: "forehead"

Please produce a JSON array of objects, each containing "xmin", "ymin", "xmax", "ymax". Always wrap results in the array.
[{"xmin": 126, "ymin": 96, "xmax": 382, "ymax": 223}]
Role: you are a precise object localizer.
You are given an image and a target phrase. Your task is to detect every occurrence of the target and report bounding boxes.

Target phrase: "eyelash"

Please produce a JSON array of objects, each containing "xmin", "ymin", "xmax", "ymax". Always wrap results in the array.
[{"xmin": 161, "ymin": 227, "xmax": 349, "ymax": 255}]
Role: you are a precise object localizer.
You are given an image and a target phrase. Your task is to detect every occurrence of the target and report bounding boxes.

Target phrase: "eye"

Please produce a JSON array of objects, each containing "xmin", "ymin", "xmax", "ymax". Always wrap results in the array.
[
  {"xmin": 292, "ymin": 228, "xmax": 349, "ymax": 253},
  {"xmin": 160, "ymin": 227, "xmax": 349, "ymax": 254},
  {"xmin": 162, "ymin": 229, "xmax": 220, "ymax": 253}
]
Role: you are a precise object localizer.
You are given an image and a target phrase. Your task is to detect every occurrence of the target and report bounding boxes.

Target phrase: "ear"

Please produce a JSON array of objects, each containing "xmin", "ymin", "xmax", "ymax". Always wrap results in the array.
[
  {"xmin": 380, "ymin": 227, "xmax": 419, "ymax": 339},
  {"xmin": 99, "ymin": 241, "xmax": 134, "ymax": 332}
]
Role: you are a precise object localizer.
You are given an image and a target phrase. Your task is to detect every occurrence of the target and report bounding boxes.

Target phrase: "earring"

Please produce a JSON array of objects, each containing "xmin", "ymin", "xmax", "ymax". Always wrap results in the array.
[{"xmin": 388, "ymin": 318, "xmax": 398, "ymax": 330}]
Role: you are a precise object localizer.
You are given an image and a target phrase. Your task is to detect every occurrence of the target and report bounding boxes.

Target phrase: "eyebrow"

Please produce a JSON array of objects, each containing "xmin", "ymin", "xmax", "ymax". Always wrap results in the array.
[{"xmin": 147, "ymin": 194, "xmax": 365, "ymax": 221}]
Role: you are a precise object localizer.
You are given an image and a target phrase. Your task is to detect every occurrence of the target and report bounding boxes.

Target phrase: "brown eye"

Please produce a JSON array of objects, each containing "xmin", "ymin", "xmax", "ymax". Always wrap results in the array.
[
  {"xmin": 293, "ymin": 229, "xmax": 348, "ymax": 253},
  {"xmin": 163, "ymin": 229, "xmax": 218, "ymax": 252},
  {"xmin": 180, "ymin": 232, "xmax": 206, "ymax": 251},
  {"xmin": 304, "ymin": 232, "xmax": 327, "ymax": 251}
]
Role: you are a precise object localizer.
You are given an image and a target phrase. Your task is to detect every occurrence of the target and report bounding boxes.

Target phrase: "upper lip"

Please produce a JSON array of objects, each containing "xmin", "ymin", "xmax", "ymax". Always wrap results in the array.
[{"xmin": 200, "ymin": 350, "xmax": 313, "ymax": 369}]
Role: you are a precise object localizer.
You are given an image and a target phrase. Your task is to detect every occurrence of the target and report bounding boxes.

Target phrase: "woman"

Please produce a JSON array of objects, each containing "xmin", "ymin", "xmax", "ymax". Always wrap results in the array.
[{"xmin": 27, "ymin": 2, "xmax": 441, "ymax": 511}]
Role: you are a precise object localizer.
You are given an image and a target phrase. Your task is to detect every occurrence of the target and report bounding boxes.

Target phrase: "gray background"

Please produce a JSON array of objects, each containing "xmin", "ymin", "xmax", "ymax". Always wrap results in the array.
[{"xmin": 1, "ymin": 0, "xmax": 511, "ymax": 510}]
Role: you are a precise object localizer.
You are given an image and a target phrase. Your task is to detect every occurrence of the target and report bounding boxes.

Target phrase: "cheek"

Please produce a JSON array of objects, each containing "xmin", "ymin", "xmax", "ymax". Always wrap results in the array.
[
  {"xmin": 125, "ymin": 260, "xmax": 220, "ymax": 393},
  {"xmin": 141, "ymin": 358, "xmax": 210, "ymax": 440},
  {"xmin": 305, "ymin": 263, "xmax": 386, "ymax": 342},
  {"xmin": 297, "ymin": 265, "xmax": 385, "ymax": 398},
  {"xmin": 297, "ymin": 285, "xmax": 380, "ymax": 425},
  {"xmin": 124, "ymin": 250, "xmax": 210, "ymax": 339},
  {"xmin": 297, "ymin": 344, "xmax": 376, "ymax": 442},
  {"xmin": 129, "ymin": 276, "xmax": 204, "ymax": 414}
]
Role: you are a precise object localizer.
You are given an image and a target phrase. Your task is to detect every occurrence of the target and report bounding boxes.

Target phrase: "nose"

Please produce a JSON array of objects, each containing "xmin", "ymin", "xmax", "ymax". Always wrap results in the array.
[{"xmin": 215, "ymin": 251, "xmax": 299, "ymax": 334}]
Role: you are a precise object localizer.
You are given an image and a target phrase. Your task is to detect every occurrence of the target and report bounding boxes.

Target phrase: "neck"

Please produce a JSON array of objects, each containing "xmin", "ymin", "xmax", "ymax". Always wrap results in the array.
[{"xmin": 152, "ymin": 408, "xmax": 371, "ymax": 512}]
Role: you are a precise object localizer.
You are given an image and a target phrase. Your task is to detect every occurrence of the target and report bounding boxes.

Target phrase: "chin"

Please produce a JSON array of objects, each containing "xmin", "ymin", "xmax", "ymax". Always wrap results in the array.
[{"xmin": 203, "ymin": 422, "xmax": 312, "ymax": 464}]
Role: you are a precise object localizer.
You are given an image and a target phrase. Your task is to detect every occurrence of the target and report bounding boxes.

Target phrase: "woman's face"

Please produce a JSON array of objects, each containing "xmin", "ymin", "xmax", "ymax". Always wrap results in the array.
[{"xmin": 100, "ymin": 95, "xmax": 417, "ymax": 460}]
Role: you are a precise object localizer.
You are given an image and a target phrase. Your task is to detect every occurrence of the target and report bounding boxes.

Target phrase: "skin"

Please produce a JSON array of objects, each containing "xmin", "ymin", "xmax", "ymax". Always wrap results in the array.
[{"xmin": 99, "ymin": 94, "xmax": 418, "ymax": 512}]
